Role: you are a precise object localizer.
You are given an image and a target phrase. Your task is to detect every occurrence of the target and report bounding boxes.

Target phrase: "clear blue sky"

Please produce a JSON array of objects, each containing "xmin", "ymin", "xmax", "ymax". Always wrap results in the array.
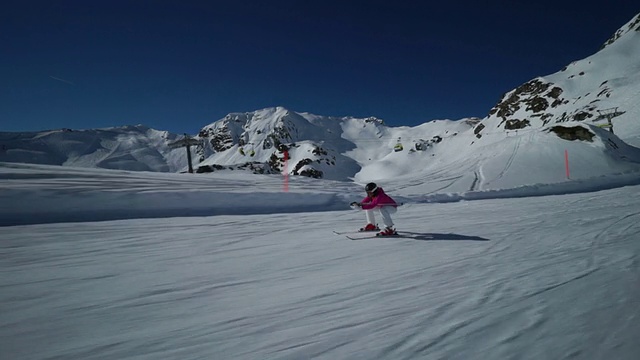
[{"xmin": 1, "ymin": 1, "xmax": 638, "ymax": 134}]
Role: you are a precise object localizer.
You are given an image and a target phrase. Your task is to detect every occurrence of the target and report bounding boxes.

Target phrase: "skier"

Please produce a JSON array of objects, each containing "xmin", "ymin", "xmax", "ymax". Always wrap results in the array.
[{"xmin": 351, "ymin": 182, "xmax": 399, "ymax": 236}]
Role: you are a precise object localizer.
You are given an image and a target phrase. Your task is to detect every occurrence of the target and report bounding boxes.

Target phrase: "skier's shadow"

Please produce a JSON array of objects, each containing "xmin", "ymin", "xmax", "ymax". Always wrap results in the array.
[{"xmin": 400, "ymin": 231, "xmax": 489, "ymax": 241}]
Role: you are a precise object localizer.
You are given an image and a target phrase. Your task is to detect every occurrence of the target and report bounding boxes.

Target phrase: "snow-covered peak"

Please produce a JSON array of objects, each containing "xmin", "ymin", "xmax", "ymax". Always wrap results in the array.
[
  {"xmin": 479, "ymin": 13, "xmax": 640, "ymax": 146},
  {"xmin": 600, "ymin": 13, "xmax": 640, "ymax": 49}
]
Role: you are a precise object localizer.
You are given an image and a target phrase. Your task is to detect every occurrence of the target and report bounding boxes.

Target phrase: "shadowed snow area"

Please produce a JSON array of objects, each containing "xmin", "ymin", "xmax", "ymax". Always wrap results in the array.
[
  {"xmin": 0, "ymin": 163, "xmax": 353, "ymax": 226},
  {"xmin": 2, "ymin": 161, "xmax": 640, "ymax": 226}
]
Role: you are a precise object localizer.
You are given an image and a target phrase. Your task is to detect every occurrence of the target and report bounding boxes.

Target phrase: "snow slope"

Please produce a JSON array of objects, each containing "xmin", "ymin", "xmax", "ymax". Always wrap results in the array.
[
  {"xmin": 0, "ymin": 162, "xmax": 355, "ymax": 226},
  {"xmin": 0, "ymin": 125, "xmax": 187, "ymax": 172},
  {"xmin": 2, "ymin": 108, "xmax": 640, "ymax": 192},
  {"xmin": 1, "ymin": 163, "xmax": 640, "ymax": 359},
  {"xmin": 351, "ymin": 121, "xmax": 640, "ymax": 199}
]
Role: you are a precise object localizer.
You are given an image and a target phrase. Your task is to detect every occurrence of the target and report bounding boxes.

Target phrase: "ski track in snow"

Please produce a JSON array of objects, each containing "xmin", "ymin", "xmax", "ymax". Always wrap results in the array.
[
  {"xmin": 2, "ymin": 186, "xmax": 640, "ymax": 359},
  {"xmin": 470, "ymin": 171, "xmax": 480, "ymax": 192},
  {"xmin": 489, "ymin": 135, "xmax": 522, "ymax": 186}
]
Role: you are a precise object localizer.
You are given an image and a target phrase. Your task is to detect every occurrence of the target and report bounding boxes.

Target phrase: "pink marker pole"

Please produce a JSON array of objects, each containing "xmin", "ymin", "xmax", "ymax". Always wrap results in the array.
[
  {"xmin": 283, "ymin": 150, "xmax": 289, "ymax": 192},
  {"xmin": 565, "ymin": 149, "xmax": 570, "ymax": 179}
]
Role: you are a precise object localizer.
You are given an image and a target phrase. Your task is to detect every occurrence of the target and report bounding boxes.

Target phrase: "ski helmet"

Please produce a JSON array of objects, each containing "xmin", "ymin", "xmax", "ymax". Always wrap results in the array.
[{"xmin": 365, "ymin": 182, "xmax": 378, "ymax": 194}]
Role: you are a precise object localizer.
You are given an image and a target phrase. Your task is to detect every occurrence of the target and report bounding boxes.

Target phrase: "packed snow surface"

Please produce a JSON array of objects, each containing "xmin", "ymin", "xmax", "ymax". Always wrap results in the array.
[{"xmin": 1, "ymin": 162, "xmax": 640, "ymax": 359}]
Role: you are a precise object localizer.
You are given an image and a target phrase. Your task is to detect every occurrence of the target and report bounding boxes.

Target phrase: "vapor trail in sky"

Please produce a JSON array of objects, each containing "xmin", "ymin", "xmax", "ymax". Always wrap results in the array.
[{"xmin": 49, "ymin": 76, "xmax": 74, "ymax": 85}]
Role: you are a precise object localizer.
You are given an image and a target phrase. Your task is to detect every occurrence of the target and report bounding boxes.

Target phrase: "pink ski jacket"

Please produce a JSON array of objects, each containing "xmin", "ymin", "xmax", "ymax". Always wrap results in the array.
[{"xmin": 360, "ymin": 188, "xmax": 398, "ymax": 210}]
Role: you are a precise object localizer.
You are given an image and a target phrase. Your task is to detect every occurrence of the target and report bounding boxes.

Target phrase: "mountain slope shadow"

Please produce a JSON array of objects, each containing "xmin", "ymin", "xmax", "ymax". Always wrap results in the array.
[{"xmin": 400, "ymin": 231, "xmax": 489, "ymax": 241}]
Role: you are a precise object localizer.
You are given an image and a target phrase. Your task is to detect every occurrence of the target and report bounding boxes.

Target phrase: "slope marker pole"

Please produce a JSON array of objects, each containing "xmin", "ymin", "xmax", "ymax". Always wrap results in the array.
[
  {"xmin": 565, "ymin": 149, "xmax": 570, "ymax": 179},
  {"xmin": 283, "ymin": 150, "xmax": 289, "ymax": 192}
]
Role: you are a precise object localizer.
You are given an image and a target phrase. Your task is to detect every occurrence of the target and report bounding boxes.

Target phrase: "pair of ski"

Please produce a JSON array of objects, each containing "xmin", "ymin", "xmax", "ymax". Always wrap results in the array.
[{"xmin": 333, "ymin": 229, "xmax": 401, "ymax": 240}]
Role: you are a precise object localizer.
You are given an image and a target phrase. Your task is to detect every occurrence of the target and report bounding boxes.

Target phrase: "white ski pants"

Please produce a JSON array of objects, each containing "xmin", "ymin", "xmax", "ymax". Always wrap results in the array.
[{"xmin": 365, "ymin": 206, "xmax": 397, "ymax": 228}]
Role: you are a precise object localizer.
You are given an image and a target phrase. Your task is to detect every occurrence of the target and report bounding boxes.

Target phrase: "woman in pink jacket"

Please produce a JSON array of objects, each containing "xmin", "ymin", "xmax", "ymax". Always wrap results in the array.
[{"xmin": 351, "ymin": 182, "xmax": 399, "ymax": 236}]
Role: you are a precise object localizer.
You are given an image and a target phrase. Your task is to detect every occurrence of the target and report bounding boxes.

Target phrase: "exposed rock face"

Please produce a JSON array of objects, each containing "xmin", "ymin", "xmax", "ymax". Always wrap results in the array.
[
  {"xmin": 474, "ymin": 123, "xmax": 485, "ymax": 138},
  {"xmin": 196, "ymin": 162, "xmax": 268, "ymax": 174},
  {"xmin": 548, "ymin": 126, "xmax": 595, "ymax": 142},
  {"xmin": 364, "ymin": 117, "xmax": 385, "ymax": 125},
  {"xmin": 199, "ymin": 124, "xmax": 235, "ymax": 152},
  {"xmin": 268, "ymin": 152, "xmax": 285, "ymax": 173},
  {"xmin": 292, "ymin": 158, "xmax": 322, "ymax": 178},
  {"xmin": 488, "ymin": 78, "xmax": 567, "ymax": 128},
  {"xmin": 505, "ymin": 119, "xmax": 531, "ymax": 130},
  {"xmin": 601, "ymin": 14, "xmax": 640, "ymax": 49}
]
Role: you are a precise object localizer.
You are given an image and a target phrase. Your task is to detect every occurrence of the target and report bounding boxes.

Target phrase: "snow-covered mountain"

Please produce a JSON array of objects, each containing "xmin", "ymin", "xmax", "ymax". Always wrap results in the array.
[
  {"xmin": 1, "ymin": 13, "xmax": 639, "ymax": 191},
  {"xmin": 478, "ymin": 13, "xmax": 640, "ymax": 144},
  {"xmin": 0, "ymin": 125, "xmax": 187, "ymax": 172},
  {"xmin": 194, "ymin": 107, "xmax": 367, "ymax": 180},
  {"xmin": 176, "ymin": 12, "xmax": 640, "ymax": 190},
  {"xmin": 192, "ymin": 106, "xmax": 481, "ymax": 181}
]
